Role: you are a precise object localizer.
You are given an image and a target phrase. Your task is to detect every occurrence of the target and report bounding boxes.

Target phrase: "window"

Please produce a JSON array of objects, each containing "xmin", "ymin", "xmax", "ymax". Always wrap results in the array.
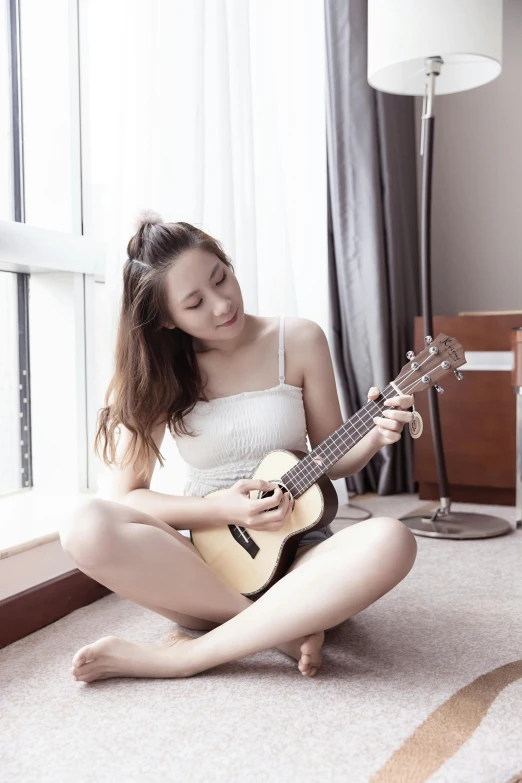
[{"xmin": 0, "ymin": 220, "xmax": 105, "ymax": 494}]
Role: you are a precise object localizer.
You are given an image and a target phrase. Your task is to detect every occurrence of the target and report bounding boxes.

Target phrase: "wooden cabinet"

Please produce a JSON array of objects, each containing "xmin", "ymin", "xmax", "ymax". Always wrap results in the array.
[{"xmin": 413, "ymin": 314, "xmax": 521, "ymax": 505}]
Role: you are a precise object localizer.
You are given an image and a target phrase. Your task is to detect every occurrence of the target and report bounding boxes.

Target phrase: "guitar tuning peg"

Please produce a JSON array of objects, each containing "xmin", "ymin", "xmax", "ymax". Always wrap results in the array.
[
  {"xmin": 424, "ymin": 335, "xmax": 433, "ymax": 345},
  {"xmin": 406, "ymin": 351, "xmax": 415, "ymax": 360},
  {"xmin": 454, "ymin": 370, "xmax": 464, "ymax": 381},
  {"xmin": 434, "ymin": 385, "xmax": 444, "ymax": 394}
]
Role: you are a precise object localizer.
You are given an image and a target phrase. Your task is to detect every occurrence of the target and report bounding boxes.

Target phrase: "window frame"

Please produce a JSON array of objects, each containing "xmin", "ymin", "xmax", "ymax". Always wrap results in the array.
[{"xmin": 16, "ymin": 271, "xmax": 32, "ymax": 489}]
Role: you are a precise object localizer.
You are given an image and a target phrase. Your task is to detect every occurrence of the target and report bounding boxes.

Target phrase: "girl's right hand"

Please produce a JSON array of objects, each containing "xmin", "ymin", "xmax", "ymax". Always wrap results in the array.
[{"xmin": 213, "ymin": 479, "xmax": 293, "ymax": 531}]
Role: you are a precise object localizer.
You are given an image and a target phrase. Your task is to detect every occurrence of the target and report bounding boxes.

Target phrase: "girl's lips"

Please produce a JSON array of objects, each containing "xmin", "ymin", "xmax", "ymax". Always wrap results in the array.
[{"xmin": 219, "ymin": 309, "xmax": 238, "ymax": 327}]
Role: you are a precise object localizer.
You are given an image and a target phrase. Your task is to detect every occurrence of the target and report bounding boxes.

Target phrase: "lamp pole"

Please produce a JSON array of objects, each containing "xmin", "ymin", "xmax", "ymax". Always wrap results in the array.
[
  {"xmin": 400, "ymin": 57, "xmax": 513, "ymax": 539},
  {"xmin": 420, "ymin": 59, "xmax": 451, "ymax": 512}
]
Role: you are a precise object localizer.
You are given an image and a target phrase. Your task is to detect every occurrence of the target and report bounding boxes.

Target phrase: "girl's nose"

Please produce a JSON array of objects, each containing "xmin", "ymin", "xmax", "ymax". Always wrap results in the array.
[{"xmin": 214, "ymin": 298, "xmax": 232, "ymax": 316}]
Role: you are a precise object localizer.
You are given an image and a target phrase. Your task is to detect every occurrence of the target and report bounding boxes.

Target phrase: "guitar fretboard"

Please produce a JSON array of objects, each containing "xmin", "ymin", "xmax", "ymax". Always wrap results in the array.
[{"xmin": 281, "ymin": 384, "xmax": 397, "ymax": 498}]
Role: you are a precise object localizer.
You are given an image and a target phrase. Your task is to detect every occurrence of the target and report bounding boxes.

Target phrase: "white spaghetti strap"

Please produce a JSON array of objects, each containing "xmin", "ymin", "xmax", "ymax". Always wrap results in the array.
[{"xmin": 278, "ymin": 315, "xmax": 285, "ymax": 384}]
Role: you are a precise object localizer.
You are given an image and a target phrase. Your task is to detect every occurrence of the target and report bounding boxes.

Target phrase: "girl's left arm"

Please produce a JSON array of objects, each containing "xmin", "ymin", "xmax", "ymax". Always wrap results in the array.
[
  {"xmin": 297, "ymin": 320, "xmax": 413, "ymax": 481},
  {"xmin": 327, "ymin": 388, "xmax": 414, "ymax": 480}
]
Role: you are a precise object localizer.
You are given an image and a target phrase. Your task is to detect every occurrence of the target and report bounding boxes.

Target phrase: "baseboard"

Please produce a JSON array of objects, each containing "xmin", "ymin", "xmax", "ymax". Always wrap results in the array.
[
  {"xmin": 418, "ymin": 483, "xmax": 515, "ymax": 506},
  {"xmin": 0, "ymin": 569, "xmax": 111, "ymax": 649}
]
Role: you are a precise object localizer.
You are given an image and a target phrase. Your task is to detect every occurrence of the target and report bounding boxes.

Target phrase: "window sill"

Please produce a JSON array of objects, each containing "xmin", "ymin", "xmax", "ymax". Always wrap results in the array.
[
  {"xmin": 0, "ymin": 476, "xmax": 349, "ymax": 560},
  {"xmin": 0, "ymin": 488, "xmax": 94, "ymax": 559}
]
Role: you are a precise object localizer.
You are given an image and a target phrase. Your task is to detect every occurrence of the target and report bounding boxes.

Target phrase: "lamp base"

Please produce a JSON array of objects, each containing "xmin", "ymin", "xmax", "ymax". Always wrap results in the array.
[{"xmin": 401, "ymin": 509, "xmax": 515, "ymax": 539}]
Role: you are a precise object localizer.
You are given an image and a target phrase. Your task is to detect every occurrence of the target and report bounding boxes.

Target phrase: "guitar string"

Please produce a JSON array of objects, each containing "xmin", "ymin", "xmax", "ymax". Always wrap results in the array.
[
  {"xmin": 283, "ymin": 390, "xmax": 395, "ymax": 495},
  {"xmin": 284, "ymin": 352, "xmax": 448, "ymax": 494},
  {"xmin": 232, "ymin": 350, "xmax": 454, "ymax": 535}
]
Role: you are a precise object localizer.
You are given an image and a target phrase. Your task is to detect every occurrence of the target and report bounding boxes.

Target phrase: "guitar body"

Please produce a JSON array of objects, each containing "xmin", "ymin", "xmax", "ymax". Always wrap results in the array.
[{"xmin": 190, "ymin": 448, "xmax": 339, "ymax": 600}]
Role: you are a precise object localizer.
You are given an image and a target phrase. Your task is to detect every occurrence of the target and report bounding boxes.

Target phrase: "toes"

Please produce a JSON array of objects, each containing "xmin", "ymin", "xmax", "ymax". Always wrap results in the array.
[
  {"xmin": 72, "ymin": 661, "xmax": 97, "ymax": 679},
  {"xmin": 298, "ymin": 633, "xmax": 323, "ymax": 677},
  {"xmin": 73, "ymin": 669, "xmax": 98, "ymax": 683},
  {"xmin": 300, "ymin": 630, "xmax": 325, "ymax": 656},
  {"xmin": 78, "ymin": 670, "xmax": 115, "ymax": 684},
  {"xmin": 72, "ymin": 645, "xmax": 93, "ymax": 668},
  {"xmin": 76, "ymin": 672, "xmax": 98, "ymax": 684},
  {"xmin": 300, "ymin": 639, "xmax": 313, "ymax": 656},
  {"xmin": 298, "ymin": 653, "xmax": 311, "ymax": 674}
]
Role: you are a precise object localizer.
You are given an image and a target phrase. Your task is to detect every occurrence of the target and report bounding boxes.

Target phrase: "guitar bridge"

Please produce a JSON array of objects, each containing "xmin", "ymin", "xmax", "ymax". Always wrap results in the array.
[{"xmin": 228, "ymin": 525, "xmax": 260, "ymax": 559}]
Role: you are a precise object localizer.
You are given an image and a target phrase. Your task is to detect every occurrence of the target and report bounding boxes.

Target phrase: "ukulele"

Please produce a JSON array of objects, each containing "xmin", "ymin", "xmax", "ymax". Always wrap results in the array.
[{"xmin": 191, "ymin": 333, "xmax": 466, "ymax": 599}]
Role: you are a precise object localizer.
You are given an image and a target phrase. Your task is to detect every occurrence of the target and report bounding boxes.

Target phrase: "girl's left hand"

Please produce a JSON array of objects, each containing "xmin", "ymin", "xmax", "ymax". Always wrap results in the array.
[{"xmin": 367, "ymin": 386, "xmax": 414, "ymax": 447}]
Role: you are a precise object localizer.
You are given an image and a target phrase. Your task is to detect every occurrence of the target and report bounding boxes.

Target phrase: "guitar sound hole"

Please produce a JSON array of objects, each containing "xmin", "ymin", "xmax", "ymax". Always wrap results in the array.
[{"xmin": 259, "ymin": 484, "xmax": 288, "ymax": 513}]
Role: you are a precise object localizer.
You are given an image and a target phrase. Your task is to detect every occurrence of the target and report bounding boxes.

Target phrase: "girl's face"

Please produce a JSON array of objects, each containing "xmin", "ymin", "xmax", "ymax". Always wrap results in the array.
[{"xmin": 162, "ymin": 248, "xmax": 244, "ymax": 344}]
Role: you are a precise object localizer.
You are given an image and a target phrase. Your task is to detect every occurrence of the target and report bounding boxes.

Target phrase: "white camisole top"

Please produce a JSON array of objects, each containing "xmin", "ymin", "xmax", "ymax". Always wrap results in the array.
[{"xmin": 173, "ymin": 316, "xmax": 334, "ymax": 546}]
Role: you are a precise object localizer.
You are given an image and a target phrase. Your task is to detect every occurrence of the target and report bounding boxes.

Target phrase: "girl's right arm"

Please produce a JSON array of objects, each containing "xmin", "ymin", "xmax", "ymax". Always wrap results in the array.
[
  {"xmin": 103, "ymin": 419, "xmax": 292, "ymax": 531},
  {"xmin": 102, "ymin": 418, "xmax": 220, "ymax": 530}
]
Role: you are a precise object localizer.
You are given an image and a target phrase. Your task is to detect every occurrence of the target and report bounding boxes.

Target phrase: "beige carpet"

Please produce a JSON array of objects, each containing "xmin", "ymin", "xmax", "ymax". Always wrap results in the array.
[{"xmin": 1, "ymin": 494, "xmax": 521, "ymax": 783}]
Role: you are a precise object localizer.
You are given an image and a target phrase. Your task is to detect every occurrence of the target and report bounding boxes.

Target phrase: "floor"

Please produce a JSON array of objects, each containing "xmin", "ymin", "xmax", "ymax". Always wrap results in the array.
[{"xmin": 1, "ymin": 494, "xmax": 521, "ymax": 783}]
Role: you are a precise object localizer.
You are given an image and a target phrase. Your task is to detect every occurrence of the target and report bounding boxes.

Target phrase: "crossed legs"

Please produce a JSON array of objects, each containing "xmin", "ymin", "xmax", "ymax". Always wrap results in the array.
[{"xmin": 60, "ymin": 498, "xmax": 417, "ymax": 681}]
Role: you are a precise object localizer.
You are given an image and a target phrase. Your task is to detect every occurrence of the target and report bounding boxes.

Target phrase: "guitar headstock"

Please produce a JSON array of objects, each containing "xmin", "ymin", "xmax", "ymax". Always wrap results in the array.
[{"xmin": 393, "ymin": 334, "xmax": 466, "ymax": 396}]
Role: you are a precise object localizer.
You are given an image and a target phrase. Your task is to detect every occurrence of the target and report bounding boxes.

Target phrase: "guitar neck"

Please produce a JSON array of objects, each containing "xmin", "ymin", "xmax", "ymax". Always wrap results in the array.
[{"xmin": 281, "ymin": 384, "xmax": 397, "ymax": 499}]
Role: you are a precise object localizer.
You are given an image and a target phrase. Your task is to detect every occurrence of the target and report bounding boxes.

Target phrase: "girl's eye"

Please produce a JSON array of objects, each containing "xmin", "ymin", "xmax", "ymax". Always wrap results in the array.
[{"xmin": 187, "ymin": 273, "xmax": 227, "ymax": 310}]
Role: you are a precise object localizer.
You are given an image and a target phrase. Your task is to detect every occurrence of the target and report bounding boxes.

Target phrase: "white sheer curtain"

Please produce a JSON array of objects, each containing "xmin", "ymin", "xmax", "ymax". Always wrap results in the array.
[{"xmin": 80, "ymin": 0, "xmax": 348, "ymax": 503}]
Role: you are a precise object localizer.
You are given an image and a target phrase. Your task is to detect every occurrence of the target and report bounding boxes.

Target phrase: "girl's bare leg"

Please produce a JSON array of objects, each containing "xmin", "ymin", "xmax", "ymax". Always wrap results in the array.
[
  {"xmin": 61, "ymin": 500, "xmax": 417, "ymax": 682},
  {"xmin": 178, "ymin": 517, "xmax": 417, "ymax": 677},
  {"xmin": 60, "ymin": 499, "xmax": 318, "ymax": 675}
]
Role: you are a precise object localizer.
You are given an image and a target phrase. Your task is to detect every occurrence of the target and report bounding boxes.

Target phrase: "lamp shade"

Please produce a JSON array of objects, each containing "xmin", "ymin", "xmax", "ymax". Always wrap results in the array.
[{"xmin": 368, "ymin": 0, "xmax": 502, "ymax": 95}]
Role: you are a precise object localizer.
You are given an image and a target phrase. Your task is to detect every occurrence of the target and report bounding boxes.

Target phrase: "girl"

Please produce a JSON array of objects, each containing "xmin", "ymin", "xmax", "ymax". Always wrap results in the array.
[{"xmin": 60, "ymin": 213, "xmax": 417, "ymax": 683}]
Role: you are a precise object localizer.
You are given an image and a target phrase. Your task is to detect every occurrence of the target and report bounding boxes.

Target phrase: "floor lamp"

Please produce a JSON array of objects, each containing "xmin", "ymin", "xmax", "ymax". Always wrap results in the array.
[{"xmin": 367, "ymin": 0, "xmax": 513, "ymax": 539}]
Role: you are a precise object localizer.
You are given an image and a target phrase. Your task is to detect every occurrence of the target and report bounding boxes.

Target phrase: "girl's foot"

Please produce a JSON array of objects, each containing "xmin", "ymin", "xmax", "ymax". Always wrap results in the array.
[
  {"xmin": 70, "ymin": 631, "xmax": 194, "ymax": 683},
  {"xmin": 278, "ymin": 630, "xmax": 325, "ymax": 676}
]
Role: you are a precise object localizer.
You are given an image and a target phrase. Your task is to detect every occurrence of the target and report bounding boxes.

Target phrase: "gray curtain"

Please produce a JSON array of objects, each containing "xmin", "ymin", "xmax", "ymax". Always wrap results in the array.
[{"xmin": 325, "ymin": 0, "xmax": 421, "ymax": 495}]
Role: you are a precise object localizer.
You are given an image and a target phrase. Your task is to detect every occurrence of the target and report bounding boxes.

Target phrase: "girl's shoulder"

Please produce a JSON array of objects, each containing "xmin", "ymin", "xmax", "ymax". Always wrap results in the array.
[
  {"xmin": 260, "ymin": 314, "xmax": 321, "ymax": 335},
  {"xmin": 280, "ymin": 316, "xmax": 326, "ymax": 349}
]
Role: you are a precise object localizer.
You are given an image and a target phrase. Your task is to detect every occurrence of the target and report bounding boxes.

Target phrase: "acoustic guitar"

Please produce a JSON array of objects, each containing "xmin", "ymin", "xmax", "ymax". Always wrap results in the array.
[{"xmin": 191, "ymin": 333, "xmax": 466, "ymax": 599}]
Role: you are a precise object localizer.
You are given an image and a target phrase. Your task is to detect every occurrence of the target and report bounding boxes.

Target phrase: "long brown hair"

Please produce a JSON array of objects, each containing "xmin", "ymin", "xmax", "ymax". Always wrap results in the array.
[{"xmin": 95, "ymin": 213, "xmax": 235, "ymax": 482}]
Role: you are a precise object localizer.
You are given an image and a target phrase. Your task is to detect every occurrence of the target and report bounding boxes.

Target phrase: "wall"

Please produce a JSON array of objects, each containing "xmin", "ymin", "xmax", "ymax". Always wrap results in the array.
[{"xmin": 414, "ymin": 0, "xmax": 522, "ymax": 317}]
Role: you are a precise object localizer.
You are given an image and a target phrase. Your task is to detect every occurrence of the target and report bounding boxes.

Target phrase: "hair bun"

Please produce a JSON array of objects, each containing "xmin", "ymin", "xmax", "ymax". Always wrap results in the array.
[{"xmin": 133, "ymin": 209, "xmax": 163, "ymax": 232}]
